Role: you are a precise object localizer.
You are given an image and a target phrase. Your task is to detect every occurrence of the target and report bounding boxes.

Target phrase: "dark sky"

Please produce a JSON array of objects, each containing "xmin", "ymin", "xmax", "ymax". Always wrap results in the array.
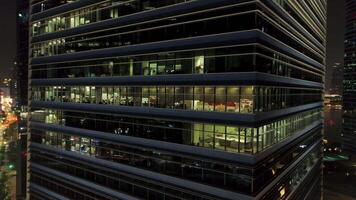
[
  {"xmin": 0, "ymin": 0, "xmax": 16, "ymax": 82},
  {"xmin": 326, "ymin": 0, "xmax": 345, "ymax": 92},
  {"xmin": 0, "ymin": 1, "xmax": 347, "ymax": 89}
]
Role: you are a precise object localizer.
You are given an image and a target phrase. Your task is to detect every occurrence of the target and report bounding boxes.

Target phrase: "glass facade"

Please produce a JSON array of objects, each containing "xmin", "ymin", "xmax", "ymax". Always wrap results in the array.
[
  {"xmin": 31, "ymin": 7, "xmax": 323, "ymax": 64},
  {"xmin": 260, "ymin": 144, "xmax": 321, "ymax": 200},
  {"xmin": 31, "ymin": 45, "xmax": 323, "ymax": 83},
  {"xmin": 32, "ymin": 0, "xmax": 193, "ymax": 34},
  {"xmin": 30, "ymin": 126, "xmax": 322, "ymax": 195},
  {"xmin": 343, "ymin": 0, "xmax": 356, "ymax": 155},
  {"xmin": 31, "ymin": 108, "xmax": 321, "ymax": 154},
  {"xmin": 32, "ymin": 85, "xmax": 322, "ymax": 113},
  {"xmin": 28, "ymin": 0, "xmax": 326, "ymax": 199},
  {"xmin": 31, "ymin": 0, "xmax": 78, "ymax": 14}
]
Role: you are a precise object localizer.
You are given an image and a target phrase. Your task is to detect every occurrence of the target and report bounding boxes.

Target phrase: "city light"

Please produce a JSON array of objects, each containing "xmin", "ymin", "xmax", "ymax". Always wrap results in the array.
[{"xmin": 7, "ymin": 164, "xmax": 14, "ymax": 170}]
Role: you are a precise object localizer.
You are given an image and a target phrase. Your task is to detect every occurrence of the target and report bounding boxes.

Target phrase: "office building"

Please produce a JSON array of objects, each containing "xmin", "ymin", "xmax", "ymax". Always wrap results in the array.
[
  {"xmin": 17, "ymin": 0, "xmax": 30, "ymax": 108},
  {"xmin": 28, "ymin": 0, "xmax": 326, "ymax": 199},
  {"xmin": 343, "ymin": 0, "xmax": 356, "ymax": 156},
  {"xmin": 16, "ymin": 1, "xmax": 30, "ymax": 199}
]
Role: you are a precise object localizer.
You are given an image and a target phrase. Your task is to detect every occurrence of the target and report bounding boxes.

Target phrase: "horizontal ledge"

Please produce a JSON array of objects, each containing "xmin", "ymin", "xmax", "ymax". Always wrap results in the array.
[
  {"xmin": 30, "ymin": 100, "xmax": 323, "ymax": 126},
  {"xmin": 31, "ymin": 0, "xmax": 249, "ymax": 41},
  {"xmin": 30, "ymin": 183, "xmax": 71, "ymax": 200},
  {"xmin": 31, "ymin": 30, "xmax": 258, "ymax": 65},
  {"xmin": 30, "ymin": 119, "xmax": 322, "ymax": 165},
  {"xmin": 30, "ymin": 144, "xmax": 251, "ymax": 200},
  {"xmin": 30, "ymin": 121, "xmax": 256, "ymax": 164},
  {"xmin": 32, "ymin": 0, "xmax": 106, "ymax": 22},
  {"xmin": 31, "ymin": 163, "xmax": 140, "ymax": 200},
  {"xmin": 255, "ymin": 140, "xmax": 322, "ymax": 199},
  {"xmin": 29, "ymin": 131, "xmax": 321, "ymax": 199},
  {"xmin": 31, "ymin": 72, "xmax": 323, "ymax": 89},
  {"xmin": 254, "ymin": 121, "xmax": 322, "ymax": 162},
  {"xmin": 260, "ymin": 0, "xmax": 324, "ymax": 50},
  {"xmin": 31, "ymin": 30, "xmax": 323, "ymax": 70}
]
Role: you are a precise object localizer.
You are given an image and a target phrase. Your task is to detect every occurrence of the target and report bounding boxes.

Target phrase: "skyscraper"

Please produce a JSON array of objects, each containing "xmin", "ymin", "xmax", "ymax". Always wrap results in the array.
[
  {"xmin": 16, "ymin": 0, "xmax": 30, "ymax": 109},
  {"xmin": 16, "ymin": 0, "xmax": 29, "ymax": 199},
  {"xmin": 28, "ymin": 1, "xmax": 326, "ymax": 199},
  {"xmin": 343, "ymin": 0, "xmax": 356, "ymax": 156}
]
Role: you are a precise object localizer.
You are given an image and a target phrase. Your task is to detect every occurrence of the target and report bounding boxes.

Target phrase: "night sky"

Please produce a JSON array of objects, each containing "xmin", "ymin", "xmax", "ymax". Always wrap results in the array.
[
  {"xmin": 0, "ymin": 0, "xmax": 16, "ymax": 83},
  {"xmin": 0, "ymin": 1, "xmax": 347, "ymax": 89},
  {"xmin": 326, "ymin": 0, "xmax": 345, "ymax": 92}
]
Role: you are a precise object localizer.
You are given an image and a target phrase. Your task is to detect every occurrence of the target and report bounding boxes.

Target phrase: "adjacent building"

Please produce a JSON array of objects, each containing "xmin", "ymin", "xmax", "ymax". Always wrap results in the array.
[
  {"xmin": 16, "ymin": 0, "xmax": 30, "ymax": 109},
  {"xmin": 16, "ymin": 0, "xmax": 29, "ymax": 199},
  {"xmin": 343, "ymin": 0, "xmax": 356, "ymax": 156},
  {"xmin": 28, "ymin": 0, "xmax": 326, "ymax": 199}
]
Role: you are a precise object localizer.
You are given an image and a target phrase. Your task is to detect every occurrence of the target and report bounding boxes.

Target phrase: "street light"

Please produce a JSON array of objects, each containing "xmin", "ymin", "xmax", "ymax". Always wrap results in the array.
[{"xmin": 7, "ymin": 164, "xmax": 14, "ymax": 170}]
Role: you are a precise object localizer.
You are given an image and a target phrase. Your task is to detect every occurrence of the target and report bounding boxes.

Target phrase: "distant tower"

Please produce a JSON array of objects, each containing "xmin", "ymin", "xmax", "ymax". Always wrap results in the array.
[
  {"xmin": 330, "ymin": 63, "xmax": 343, "ymax": 95},
  {"xmin": 343, "ymin": 0, "xmax": 356, "ymax": 156}
]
